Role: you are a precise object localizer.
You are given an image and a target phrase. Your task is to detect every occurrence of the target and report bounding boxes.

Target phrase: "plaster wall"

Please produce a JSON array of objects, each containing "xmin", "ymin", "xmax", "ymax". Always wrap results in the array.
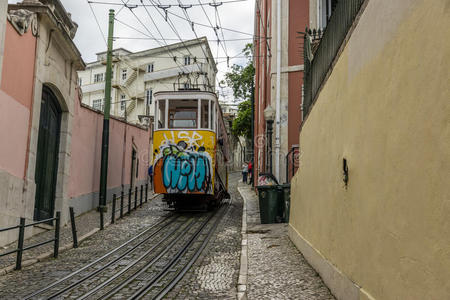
[
  {"xmin": 0, "ymin": 22, "xmax": 36, "ymax": 179},
  {"xmin": 0, "ymin": 0, "xmax": 7, "ymax": 83},
  {"xmin": 0, "ymin": 22, "xmax": 37, "ymax": 246},
  {"xmin": 69, "ymin": 103, "xmax": 150, "ymax": 214},
  {"xmin": 289, "ymin": 0, "xmax": 450, "ymax": 299}
]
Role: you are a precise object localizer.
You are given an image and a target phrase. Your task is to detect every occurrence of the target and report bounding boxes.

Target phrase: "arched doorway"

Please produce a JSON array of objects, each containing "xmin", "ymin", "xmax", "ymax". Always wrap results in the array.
[{"xmin": 34, "ymin": 86, "xmax": 61, "ymax": 221}]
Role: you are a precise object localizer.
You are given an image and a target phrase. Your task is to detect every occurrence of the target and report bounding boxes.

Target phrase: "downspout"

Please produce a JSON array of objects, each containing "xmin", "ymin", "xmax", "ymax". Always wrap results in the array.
[{"xmin": 274, "ymin": 0, "xmax": 282, "ymax": 180}]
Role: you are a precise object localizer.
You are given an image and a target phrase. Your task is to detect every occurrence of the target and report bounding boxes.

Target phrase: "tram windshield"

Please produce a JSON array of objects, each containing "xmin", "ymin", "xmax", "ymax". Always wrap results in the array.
[
  {"xmin": 155, "ymin": 98, "xmax": 216, "ymax": 130},
  {"xmin": 169, "ymin": 99, "xmax": 197, "ymax": 129}
]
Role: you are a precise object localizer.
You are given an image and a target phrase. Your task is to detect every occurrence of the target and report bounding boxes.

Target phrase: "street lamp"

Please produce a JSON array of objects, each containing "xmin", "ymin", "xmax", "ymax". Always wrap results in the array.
[{"xmin": 264, "ymin": 105, "xmax": 276, "ymax": 175}]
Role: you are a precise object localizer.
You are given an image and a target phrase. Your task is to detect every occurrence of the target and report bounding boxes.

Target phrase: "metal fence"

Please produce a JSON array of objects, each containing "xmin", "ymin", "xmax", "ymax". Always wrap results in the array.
[
  {"xmin": 0, "ymin": 213, "xmax": 60, "ymax": 270},
  {"xmin": 303, "ymin": 0, "xmax": 365, "ymax": 120}
]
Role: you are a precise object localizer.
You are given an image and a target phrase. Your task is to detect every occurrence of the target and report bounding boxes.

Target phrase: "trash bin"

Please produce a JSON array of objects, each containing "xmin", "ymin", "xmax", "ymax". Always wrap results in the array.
[
  {"xmin": 279, "ymin": 184, "xmax": 291, "ymax": 223},
  {"xmin": 256, "ymin": 185, "xmax": 281, "ymax": 224}
]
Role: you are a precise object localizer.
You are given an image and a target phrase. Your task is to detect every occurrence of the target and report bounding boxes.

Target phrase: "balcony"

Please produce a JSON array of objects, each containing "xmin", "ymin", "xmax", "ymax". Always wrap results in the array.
[{"xmin": 303, "ymin": 0, "xmax": 365, "ymax": 120}]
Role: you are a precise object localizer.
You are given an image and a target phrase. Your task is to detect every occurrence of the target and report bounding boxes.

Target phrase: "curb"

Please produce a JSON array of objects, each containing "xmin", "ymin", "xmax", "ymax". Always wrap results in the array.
[
  {"xmin": 237, "ymin": 186, "xmax": 248, "ymax": 300},
  {"xmin": 0, "ymin": 193, "xmax": 159, "ymax": 276}
]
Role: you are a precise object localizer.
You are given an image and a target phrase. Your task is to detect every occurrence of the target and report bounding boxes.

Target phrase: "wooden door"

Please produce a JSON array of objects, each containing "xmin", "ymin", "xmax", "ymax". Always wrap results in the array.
[{"xmin": 34, "ymin": 86, "xmax": 61, "ymax": 221}]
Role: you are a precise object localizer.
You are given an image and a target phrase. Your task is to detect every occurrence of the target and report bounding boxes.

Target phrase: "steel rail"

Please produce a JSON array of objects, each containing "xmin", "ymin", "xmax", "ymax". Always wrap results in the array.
[
  {"xmin": 128, "ymin": 206, "xmax": 225, "ymax": 300},
  {"xmin": 154, "ymin": 200, "xmax": 232, "ymax": 299},
  {"xmin": 45, "ymin": 216, "xmax": 180, "ymax": 300},
  {"xmin": 24, "ymin": 214, "xmax": 175, "ymax": 300},
  {"xmin": 92, "ymin": 216, "xmax": 203, "ymax": 300}
]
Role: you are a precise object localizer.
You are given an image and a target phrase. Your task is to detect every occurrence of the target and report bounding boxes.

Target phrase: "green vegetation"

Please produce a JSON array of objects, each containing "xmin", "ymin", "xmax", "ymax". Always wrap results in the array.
[{"xmin": 222, "ymin": 43, "xmax": 254, "ymax": 139}]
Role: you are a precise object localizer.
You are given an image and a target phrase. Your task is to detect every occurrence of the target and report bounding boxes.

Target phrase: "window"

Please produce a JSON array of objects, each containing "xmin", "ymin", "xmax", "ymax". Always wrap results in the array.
[
  {"xmin": 93, "ymin": 73, "xmax": 104, "ymax": 83},
  {"xmin": 121, "ymin": 69, "xmax": 127, "ymax": 80},
  {"xmin": 184, "ymin": 56, "xmax": 191, "ymax": 65},
  {"xmin": 157, "ymin": 100, "xmax": 166, "ymax": 129},
  {"xmin": 78, "ymin": 77, "xmax": 82, "ymax": 86},
  {"xmin": 147, "ymin": 63, "xmax": 154, "ymax": 73},
  {"xmin": 93, "ymin": 99, "xmax": 103, "ymax": 111},
  {"xmin": 201, "ymin": 99, "xmax": 209, "ymax": 129},
  {"xmin": 318, "ymin": 0, "xmax": 338, "ymax": 28},
  {"xmin": 120, "ymin": 94, "xmax": 126, "ymax": 110},
  {"xmin": 111, "ymin": 69, "xmax": 114, "ymax": 79},
  {"xmin": 168, "ymin": 99, "xmax": 197, "ymax": 129},
  {"xmin": 146, "ymin": 89, "xmax": 153, "ymax": 106},
  {"xmin": 210, "ymin": 101, "xmax": 215, "ymax": 131},
  {"xmin": 183, "ymin": 83, "xmax": 190, "ymax": 89}
]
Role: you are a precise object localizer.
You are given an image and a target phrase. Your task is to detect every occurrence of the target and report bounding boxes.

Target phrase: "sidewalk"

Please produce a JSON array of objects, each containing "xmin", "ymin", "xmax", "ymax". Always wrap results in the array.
[
  {"xmin": 0, "ymin": 190, "xmax": 156, "ymax": 274},
  {"xmin": 238, "ymin": 183, "xmax": 335, "ymax": 300}
]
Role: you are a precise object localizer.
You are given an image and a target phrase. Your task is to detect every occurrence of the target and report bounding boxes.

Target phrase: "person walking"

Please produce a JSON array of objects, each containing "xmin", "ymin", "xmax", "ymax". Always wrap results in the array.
[
  {"xmin": 247, "ymin": 161, "xmax": 253, "ymax": 185},
  {"xmin": 242, "ymin": 162, "xmax": 248, "ymax": 183},
  {"xmin": 148, "ymin": 164, "xmax": 153, "ymax": 189}
]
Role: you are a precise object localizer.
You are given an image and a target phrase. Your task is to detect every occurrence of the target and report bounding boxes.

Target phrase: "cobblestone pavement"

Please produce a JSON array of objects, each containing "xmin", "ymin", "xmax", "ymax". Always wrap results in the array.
[
  {"xmin": 165, "ymin": 172, "xmax": 243, "ymax": 299},
  {"xmin": 0, "ymin": 187, "xmax": 153, "ymax": 271},
  {"xmin": 0, "ymin": 193, "xmax": 168, "ymax": 299},
  {"xmin": 239, "ymin": 184, "xmax": 336, "ymax": 300}
]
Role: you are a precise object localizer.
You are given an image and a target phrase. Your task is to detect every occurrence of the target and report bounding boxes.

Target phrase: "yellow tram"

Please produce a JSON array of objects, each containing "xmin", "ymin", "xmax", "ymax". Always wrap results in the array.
[{"xmin": 152, "ymin": 90, "xmax": 230, "ymax": 209}]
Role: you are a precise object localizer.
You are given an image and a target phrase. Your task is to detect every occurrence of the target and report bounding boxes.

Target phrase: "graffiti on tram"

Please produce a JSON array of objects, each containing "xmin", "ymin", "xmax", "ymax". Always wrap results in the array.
[{"xmin": 153, "ymin": 130, "xmax": 215, "ymax": 194}]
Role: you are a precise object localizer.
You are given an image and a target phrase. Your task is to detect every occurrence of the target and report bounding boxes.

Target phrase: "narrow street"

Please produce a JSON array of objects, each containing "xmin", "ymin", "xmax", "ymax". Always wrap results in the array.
[{"xmin": 0, "ymin": 173, "xmax": 243, "ymax": 299}]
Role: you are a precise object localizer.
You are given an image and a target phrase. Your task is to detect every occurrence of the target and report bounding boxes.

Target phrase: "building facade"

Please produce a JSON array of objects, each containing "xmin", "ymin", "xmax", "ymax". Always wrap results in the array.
[
  {"xmin": 78, "ymin": 38, "xmax": 217, "ymax": 126},
  {"xmin": 289, "ymin": 0, "xmax": 450, "ymax": 299},
  {"xmin": 0, "ymin": 0, "xmax": 150, "ymax": 247},
  {"xmin": 253, "ymin": 0, "xmax": 308, "ymax": 185}
]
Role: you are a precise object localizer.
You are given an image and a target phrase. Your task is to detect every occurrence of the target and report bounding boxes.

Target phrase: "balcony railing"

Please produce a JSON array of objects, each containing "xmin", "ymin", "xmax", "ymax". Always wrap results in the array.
[{"xmin": 303, "ymin": 0, "xmax": 365, "ymax": 120}]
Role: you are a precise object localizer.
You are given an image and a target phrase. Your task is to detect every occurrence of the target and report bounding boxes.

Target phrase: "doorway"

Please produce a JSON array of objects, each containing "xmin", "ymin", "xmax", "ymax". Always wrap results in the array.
[
  {"xmin": 130, "ymin": 147, "xmax": 137, "ymax": 189},
  {"xmin": 34, "ymin": 86, "xmax": 61, "ymax": 221}
]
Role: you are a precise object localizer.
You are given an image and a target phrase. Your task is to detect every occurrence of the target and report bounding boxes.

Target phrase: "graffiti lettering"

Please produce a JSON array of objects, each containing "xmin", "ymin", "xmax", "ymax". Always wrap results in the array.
[{"xmin": 159, "ymin": 141, "xmax": 211, "ymax": 193}]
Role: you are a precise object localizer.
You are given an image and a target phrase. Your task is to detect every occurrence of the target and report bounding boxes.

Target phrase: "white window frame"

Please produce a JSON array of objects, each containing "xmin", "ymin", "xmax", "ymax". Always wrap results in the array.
[
  {"xmin": 121, "ymin": 68, "xmax": 127, "ymax": 81},
  {"xmin": 93, "ymin": 99, "xmax": 103, "ymax": 111},
  {"xmin": 120, "ymin": 94, "xmax": 126, "ymax": 110},
  {"xmin": 145, "ymin": 89, "xmax": 153, "ymax": 106},
  {"xmin": 184, "ymin": 56, "xmax": 191, "ymax": 65},
  {"xmin": 93, "ymin": 73, "xmax": 104, "ymax": 83},
  {"xmin": 147, "ymin": 63, "xmax": 154, "ymax": 73}
]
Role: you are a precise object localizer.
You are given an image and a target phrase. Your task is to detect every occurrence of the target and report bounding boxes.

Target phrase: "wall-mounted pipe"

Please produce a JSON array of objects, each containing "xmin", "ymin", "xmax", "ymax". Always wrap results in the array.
[{"xmin": 274, "ymin": 0, "xmax": 282, "ymax": 180}]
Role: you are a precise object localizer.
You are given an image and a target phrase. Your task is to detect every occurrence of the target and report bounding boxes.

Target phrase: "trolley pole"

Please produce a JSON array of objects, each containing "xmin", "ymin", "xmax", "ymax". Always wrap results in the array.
[{"xmin": 98, "ymin": 9, "xmax": 115, "ymax": 219}]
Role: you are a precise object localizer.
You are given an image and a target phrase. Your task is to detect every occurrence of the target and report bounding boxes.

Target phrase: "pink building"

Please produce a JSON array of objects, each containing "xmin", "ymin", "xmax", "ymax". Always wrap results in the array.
[
  {"xmin": 253, "ymin": 0, "xmax": 307, "ymax": 184},
  {"xmin": 0, "ymin": 0, "xmax": 150, "ymax": 246}
]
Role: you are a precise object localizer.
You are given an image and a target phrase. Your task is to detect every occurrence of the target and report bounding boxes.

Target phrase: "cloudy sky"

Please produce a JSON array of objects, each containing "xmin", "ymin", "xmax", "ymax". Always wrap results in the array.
[{"xmin": 8, "ymin": 0, "xmax": 255, "ymax": 102}]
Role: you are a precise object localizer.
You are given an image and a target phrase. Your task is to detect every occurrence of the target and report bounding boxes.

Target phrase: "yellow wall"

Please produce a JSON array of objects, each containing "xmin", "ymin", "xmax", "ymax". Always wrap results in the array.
[{"xmin": 290, "ymin": 0, "xmax": 450, "ymax": 299}]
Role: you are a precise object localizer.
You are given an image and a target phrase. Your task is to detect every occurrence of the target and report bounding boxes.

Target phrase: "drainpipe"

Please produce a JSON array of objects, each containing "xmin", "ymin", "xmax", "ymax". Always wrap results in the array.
[
  {"xmin": 0, "ymin": 0, "xmax": 7, "ymax": 84},
  {"xmin": 274, "ymin": 0, "xmax": 282, "ymax": 180}
]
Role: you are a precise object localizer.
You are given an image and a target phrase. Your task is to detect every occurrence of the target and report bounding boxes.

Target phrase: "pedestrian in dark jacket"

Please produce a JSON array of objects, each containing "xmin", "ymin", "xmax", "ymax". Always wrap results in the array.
[{"xmin": 148, "ymin": 165, "xmax": 153, "ymax": 188}]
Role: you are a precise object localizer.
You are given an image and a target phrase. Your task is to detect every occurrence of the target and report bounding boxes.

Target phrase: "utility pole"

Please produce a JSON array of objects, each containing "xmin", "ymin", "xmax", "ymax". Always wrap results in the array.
[{"xmin": 98, "ymin": 9, "xmax": 115, "ymax": 228}]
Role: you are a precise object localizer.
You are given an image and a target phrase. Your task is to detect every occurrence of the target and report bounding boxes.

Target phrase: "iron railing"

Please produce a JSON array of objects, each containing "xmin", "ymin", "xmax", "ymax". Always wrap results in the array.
[
  {"xmin": 303, "ymin": 0, "xmax": 365, "ymax": 120},
  {"xmin": 0, "ymin": 213, "xmax": 61, "ymax": 270},
  {"xmin": 110, "ymin": 184, "xmax": 149, "ymax": 225}
]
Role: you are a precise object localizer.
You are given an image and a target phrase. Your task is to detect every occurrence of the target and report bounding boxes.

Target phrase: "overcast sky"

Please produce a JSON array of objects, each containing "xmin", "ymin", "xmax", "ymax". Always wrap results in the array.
[{"xmin": 8, "ymin": 0, "xmax": 255, "ymax": 102}]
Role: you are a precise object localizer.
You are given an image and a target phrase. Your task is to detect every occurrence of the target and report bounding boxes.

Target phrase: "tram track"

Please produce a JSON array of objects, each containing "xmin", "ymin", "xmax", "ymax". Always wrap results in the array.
[{"xmin": 24, "ymin": 199, "xmax": 231, "ymax": 300}]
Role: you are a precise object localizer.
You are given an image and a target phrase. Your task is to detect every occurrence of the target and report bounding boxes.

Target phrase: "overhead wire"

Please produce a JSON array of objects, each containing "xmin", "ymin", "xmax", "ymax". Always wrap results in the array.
[
  {"xmin": 138, "ymin": 0, "xmax": 192, "ymax": 74},
  {"xmin": 149, "ymin": 0, "xmax": 212, "ymax": 90},
  {"xmin": 176, "ymin": 0, "xmax": 216, "ymax": 91},
  {"xmin": 87, "ymin": 0, "xmax": 108, "ymax": 47},
  {"xmin": 88, "ymin": 0, "xmax": 258, "ymax": 38},
  {"xmin": 87, "ymin": 0, "xmax": 249, "ymax": 7}
]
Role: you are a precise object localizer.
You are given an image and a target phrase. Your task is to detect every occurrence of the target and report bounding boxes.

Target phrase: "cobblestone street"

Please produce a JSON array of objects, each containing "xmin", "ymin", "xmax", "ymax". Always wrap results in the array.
[
  {"xmin": 0, "ymin": 194, "xmax": 169, "ymax": 298},
  {"xmin": 239, "ymin": 184, "xmax": 335, "ymax": 300},
  {"xmin": 0, "ymin": 173, "xmax": 336, "ymax": 299}
]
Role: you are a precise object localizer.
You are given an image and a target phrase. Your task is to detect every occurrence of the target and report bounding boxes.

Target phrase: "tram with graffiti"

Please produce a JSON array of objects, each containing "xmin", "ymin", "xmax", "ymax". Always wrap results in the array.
[{"xmin": 152, "ymin": 90, "xmax": 230, "ymax": 210}]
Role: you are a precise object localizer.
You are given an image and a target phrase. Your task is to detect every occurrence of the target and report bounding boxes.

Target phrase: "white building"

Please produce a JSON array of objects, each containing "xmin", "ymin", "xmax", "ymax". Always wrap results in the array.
[{"xmin": 78, "ymin": 37, "xmax": 217, "ymax": 125}]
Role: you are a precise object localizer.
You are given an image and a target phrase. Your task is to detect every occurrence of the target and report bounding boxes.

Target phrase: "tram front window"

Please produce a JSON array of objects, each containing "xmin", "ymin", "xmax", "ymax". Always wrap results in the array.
[
  {"xmin": 168, "ymin": 99, "xmax": 198, "ymax": 129},
  {"xmin": 157, "ymin": 100, "xmax": 166, "ymax": 129}
]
